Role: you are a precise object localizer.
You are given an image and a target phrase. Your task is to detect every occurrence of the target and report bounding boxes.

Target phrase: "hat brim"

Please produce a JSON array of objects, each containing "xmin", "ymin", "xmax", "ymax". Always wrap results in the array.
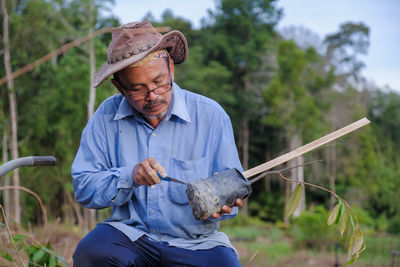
[{"xmin": 92, "ymin": 30, "xmax": 188, "ymax": 88}]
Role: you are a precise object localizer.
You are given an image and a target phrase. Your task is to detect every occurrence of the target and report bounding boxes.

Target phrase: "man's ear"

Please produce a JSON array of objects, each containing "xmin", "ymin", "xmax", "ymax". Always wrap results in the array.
[
  {"xmin": 169, "ymin": 58, "xmax": 175, "ymax": 81},
  {"xmin": 111, "ymin": 78, "xmax": 126, "ymax": 97}
]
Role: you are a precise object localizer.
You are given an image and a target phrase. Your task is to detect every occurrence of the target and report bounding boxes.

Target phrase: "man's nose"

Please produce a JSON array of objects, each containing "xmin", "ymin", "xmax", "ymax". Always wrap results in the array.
[{"xmin": 145, "ymin": 89, "xmax": 158, "ymax": 101}]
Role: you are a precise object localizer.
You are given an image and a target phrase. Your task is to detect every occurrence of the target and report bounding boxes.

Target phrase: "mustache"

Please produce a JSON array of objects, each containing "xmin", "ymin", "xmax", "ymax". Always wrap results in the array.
[{"xmin": 143, "ymin": 99, "xmax": 167, "ymax": 110}]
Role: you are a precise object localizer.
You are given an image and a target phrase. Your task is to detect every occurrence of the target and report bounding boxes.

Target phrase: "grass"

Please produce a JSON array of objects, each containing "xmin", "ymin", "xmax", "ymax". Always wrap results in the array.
[
  {"xmin": 1, "ymin": 218, "xmax": 398, "ymax": 266},
  {"xmin": 219, "ymin": 215, "xmax": 400, "ymax": 267}
]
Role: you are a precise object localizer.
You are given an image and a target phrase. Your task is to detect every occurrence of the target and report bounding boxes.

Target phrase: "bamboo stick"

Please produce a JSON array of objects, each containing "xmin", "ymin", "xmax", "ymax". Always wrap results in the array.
[{"xmin": 243, "ymin": 117, "xmax": 370, "ymax": 178}]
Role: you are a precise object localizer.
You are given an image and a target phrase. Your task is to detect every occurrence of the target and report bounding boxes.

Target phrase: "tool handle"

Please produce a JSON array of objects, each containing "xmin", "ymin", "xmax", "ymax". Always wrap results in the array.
[{"xmin": 157, "ymin": 172, "xmax": 170, "ymax": 181}]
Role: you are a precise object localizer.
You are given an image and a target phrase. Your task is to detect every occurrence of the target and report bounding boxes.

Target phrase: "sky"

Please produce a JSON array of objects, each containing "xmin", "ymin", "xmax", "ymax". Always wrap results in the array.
[{"xmin": 110, "ymin": 0, "xmax": 400, "ymax": 91}]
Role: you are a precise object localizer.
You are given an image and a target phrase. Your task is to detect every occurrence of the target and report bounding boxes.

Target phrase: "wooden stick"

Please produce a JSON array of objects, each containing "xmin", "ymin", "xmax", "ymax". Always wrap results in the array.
[{"xmin": 243, "ymin": 117, "xmax": 370, "ymax": 178}]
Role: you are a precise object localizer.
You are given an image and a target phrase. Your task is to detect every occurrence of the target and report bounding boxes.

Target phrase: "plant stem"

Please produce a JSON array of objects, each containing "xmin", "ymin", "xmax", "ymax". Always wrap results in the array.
[
  {"xmin": 277, "ymin": 173, "xmax": 356, "ymax": 221},
  {"xmin": 0, "ymin": 204, "xmax": 24, "ymax": 266},
  {"xmin": 0, "ymin": 185, "xmax": 48, "ymax": 233}
]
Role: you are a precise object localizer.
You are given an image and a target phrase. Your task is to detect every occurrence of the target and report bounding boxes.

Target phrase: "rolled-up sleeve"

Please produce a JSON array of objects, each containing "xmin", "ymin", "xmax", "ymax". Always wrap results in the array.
[{"xmin": 72, "ymin": 117, "xmax": 137, "ymax": 209}]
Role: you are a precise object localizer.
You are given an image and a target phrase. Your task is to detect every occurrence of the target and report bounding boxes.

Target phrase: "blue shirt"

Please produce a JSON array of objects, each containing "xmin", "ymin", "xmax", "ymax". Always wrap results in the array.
[{"xmin": 72, "ymin": 83, "xmax": 243, "ymax": 252}]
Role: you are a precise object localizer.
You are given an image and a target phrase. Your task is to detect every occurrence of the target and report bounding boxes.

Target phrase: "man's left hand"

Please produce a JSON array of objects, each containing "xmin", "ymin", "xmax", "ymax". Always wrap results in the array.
[{"xmin": 211, "ymin": 198, "xmax": 243, "ymax": 219}]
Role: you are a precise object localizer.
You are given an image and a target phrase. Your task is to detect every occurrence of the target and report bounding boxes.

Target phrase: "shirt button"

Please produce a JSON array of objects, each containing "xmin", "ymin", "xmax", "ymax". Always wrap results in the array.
[
  {"xmin": 150, "ymin": 210, "xmax": 155, "ymax": 214},
  {"xmin": 151, "ymin": 185, "xmax": 155, "ymax": 189},
  {"xmin": 152, "ymin": 132, "xmax": 157, "ymax": 137},
  {"xmin": 125, "ymin": 181, "xmax": 130, "ymax": 186},
  {"xmin": 152, "ymin": 229, "xmax": 156, "ymax": 233}
]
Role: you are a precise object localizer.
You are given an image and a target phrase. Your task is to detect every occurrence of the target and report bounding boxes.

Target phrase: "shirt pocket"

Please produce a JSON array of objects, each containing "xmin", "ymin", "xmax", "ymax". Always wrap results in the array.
[{"xmin": 168, "ymin": 156, "xmax": 210, "ymax": 205}]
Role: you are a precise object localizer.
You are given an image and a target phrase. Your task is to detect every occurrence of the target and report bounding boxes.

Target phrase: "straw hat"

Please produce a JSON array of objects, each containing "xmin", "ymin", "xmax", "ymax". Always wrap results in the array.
[{"xmin": 92, "ymin": 21, "xmax": 188, "ymax": 88}]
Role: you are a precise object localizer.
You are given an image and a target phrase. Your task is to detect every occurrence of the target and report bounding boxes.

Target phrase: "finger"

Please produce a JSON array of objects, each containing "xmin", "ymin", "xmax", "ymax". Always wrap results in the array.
[
  {"xmin": 135, "ymin": 160, "xmax": 157, "ymax": 185},
  {"xmin": 149, "ymin": 159, "xmax": 167, "ymax": 178},
  {"xmin": 132, "ymin": 165, "xmax": 148, "ymax": 186},
  {"xmin": 137, "ymin": 168, "xmax": 153, "ymax": 186},
  {"xmin": 142, "ymin": 161, "xmax": 161, "ymax": 184},
  {"xmin": 235, "ymin": 198, "xmax": 243, "ymax": 207},
  {"xmin": 221, "ymin": 205, "xmax": 232, "ymax": 214},
  {"xmin": 212, "ymin": 213, "xmax": 221, "ymax": 219}
]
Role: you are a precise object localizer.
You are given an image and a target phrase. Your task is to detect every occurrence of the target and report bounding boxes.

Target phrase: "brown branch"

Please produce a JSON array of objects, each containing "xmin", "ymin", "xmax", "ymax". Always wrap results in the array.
[
  {"xmin": 0, "ymin": 186, "xmax": 47, "ymax": 232},
  {"xmin": 246, "ymin": 250, "xmax": 260, "ymax": 267},
  {"xmin": 249, "ymin": 160, "xmax": 323, "ymax": 184},
  {"xmin": 0, "ymin": 204, "xmax": 24, "ymax": 266},
  {"xmin": 43, "ymin": 217, "xmax": 60, "ymax": 245}
]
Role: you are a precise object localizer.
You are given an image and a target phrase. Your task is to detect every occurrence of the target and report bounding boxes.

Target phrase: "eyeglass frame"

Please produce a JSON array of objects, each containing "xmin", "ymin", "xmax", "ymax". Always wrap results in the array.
[
  {"xmin": 114, "ymin": 75, "xmax": 173, "ymax": 101},
  {"xmin": 112, "ymin": 57, "xmax": 174, "ymax": 101}
]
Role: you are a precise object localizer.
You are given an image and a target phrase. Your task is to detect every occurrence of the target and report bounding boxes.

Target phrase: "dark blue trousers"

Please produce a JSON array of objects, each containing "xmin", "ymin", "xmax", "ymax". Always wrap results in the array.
[{"xmin": 73, "ymin": 224, "xmax": 241, "ymax": 267}]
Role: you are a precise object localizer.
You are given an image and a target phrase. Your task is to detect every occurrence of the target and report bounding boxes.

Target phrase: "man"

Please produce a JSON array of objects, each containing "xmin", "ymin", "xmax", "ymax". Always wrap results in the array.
[{"xmin": 72, "ymin": 21, "xmax": 243, "ymax": 267}]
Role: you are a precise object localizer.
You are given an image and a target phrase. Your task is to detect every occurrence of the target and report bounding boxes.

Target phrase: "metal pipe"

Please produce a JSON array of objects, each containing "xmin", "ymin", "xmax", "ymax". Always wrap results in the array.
[{"xmin": 0, "ymin": 156, "xmax": 56, "ymax": 177}]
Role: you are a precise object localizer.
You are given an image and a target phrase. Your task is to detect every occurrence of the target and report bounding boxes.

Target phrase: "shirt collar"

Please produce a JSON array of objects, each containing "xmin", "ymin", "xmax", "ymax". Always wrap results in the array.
[
  {"xmin": 168, "ymin": 83, "xmax": 191, "ymax": 123},
  {"xmin": 113, "ymin": 83, "xmax": 191, "ymax": 123}
]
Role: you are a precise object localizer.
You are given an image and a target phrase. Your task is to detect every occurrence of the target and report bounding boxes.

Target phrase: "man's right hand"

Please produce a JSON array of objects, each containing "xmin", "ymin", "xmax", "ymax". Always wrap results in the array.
[{"xmin": 132, "ymin": 158, "xmax": 167, "ymax": 186}]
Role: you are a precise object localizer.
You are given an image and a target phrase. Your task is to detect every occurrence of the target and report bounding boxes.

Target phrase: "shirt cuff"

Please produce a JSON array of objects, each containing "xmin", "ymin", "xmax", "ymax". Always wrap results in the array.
[
  {"xmin": 116, "ymin": 165, "xmax": 137, "ymax": 189},
  {"xmin": 112, "ymin": 166, "xmax": 136, "ymax": 205}
]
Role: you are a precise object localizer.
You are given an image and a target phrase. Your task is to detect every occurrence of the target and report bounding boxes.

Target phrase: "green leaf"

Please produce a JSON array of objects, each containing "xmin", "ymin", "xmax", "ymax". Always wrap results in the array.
[
  {"xmin": 344, "ymin": 256, "xmax": 357, "ymax": 266},
  {"xmin": 335, "ymin": 202, "xmax": 344, "ymax": 225},
  {"xmin": 348, "ymin": 223, "xmax": 364, "ymax": 259},
  {"xmin": 49, "ymin": 255, "xmax": 57, "ymax": 267},
  {"xmin": 340, "ymin": 208, "xmax": 349, "ymax": 236},
  {"xmin": 0, "ymin": 249, "xmax": 14, "ymax": 262},
  {"xmin": 32, "ymin": 248, "xmax": 45, "ymax": 263},
  {"xmin": 350, "ymin": 214, "xmax": 355, "ymax": 229},
  {"xmin": 285, "ymin": 184, "xmax": 303, "ymax": 218},
  {"xmin": 12, "ymin": 234, "xmax": 28, "ymax": 242},
  {"xmin": 327, "ymin": 203, "xmax": 340, "ymax": 225}
]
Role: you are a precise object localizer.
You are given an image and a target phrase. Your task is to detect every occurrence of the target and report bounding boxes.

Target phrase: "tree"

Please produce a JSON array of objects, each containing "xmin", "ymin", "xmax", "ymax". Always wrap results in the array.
[
  {"xmin": 263, "ymin": 40, "xmax": 334, "ymax": 217},
  {"xmin": 0, "ymin": 0, "xmax": 118, "ymax": 227},
  {"xmin": 201, "ymin": 0, "xmax": 282, "ymax": 214},
  {"xmin": 323, "ymin": 22, "xmax": 370, "ymax": 86},
  {"xmin": 1, "ymin": 0, "xmax": 20, "ymax": 225}
]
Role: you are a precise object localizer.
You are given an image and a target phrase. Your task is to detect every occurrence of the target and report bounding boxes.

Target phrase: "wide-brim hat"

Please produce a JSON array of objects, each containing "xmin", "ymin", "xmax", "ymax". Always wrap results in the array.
[{"xmin": 92, "ymin": 21, "xmax": 188, "ymax": 88}]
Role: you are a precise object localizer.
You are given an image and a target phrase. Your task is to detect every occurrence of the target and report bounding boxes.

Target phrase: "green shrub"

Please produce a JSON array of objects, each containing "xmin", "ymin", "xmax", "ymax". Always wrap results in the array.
[
  {"xmin": 290, "ymin": 205, "xmax": 338, "ymax": 249},
  {"xmin": 222, "ymin": 226, "xmax": 268, "ymax": 241},
  {"xmin": 248, "ymin": 242, "xmax": 293, "ymax": 260},
  {"xmin": 248, "ymin": 192, "xmax": 285, "ymax": 222}
]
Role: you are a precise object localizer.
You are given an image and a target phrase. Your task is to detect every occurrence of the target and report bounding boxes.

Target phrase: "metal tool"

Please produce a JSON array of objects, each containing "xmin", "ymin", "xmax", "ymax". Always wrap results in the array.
[{"xmin": 157, "ymin": 172, "xmax": 186, "ymax": 185}]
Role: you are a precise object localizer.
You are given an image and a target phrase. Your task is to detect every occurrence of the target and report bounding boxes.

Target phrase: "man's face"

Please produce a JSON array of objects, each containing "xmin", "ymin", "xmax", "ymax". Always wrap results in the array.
[{"xmin": 113, "ymin": 58, "xmax": 175, "ymax": 127}]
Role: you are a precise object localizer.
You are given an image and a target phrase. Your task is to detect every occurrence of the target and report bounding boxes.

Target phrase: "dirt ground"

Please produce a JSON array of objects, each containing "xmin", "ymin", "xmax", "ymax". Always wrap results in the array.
[{"xmin": 1, "ymin": 223, "xmax": 394, "ymax": 266}]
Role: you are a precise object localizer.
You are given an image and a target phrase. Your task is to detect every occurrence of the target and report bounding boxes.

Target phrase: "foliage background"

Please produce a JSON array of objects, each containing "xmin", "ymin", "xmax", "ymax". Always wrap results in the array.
[{"xmin": 0, "ymin": 0, "xmax": 399, "ymax": 265}]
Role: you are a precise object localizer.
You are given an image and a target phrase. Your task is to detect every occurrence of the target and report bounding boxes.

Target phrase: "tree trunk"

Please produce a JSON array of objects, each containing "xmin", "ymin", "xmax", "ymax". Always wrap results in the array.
[
  {"xmin": 327, "ymin": 112, "xmax": 338, "ymax": 210},
  {"xmin": 289, "ymin": 132, "xmax": 305, "ymax": 217},
  {"xmin": 328, "ymin": 142, "xmax": 337, "ymax": 209},
  {"xmin": 85, "ymin": 0, "xmax": 97, "ymax": 231},
  {"xmin": 2, "ymin": 125, "xmax": 11, "ymax": 218},
  {"xmin": 264, "ymin": 150, "xmax": 271, "ymax": 192},
  {"xmin": 2, "ymin": 0, "xmax": 21, "ymax": 225},
  {"xmin": 239, "ymin": 118, "xmax": 249, "ymax": 215}
]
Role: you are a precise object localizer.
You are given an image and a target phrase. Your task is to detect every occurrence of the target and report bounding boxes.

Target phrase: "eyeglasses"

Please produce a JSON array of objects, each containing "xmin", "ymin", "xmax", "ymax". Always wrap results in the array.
[{"xmin": 116, "ymin": 76, "xmax": 173, "ymax": 101}]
